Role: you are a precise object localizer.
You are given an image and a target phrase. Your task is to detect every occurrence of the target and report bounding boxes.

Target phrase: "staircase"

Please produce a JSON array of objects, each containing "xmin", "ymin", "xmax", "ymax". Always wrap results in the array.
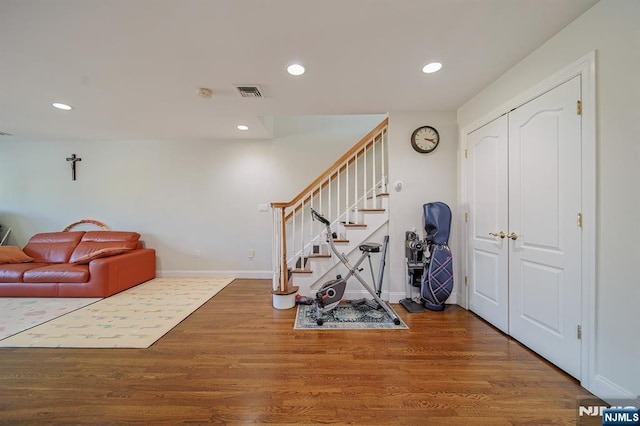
[{"xmin": 270, "ymin": 118, "xmax": 389, "ymax": 307}]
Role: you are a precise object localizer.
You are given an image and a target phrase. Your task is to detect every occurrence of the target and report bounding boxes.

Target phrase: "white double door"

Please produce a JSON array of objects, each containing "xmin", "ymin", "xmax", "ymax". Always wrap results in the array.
[{"xmin": 467, "ymin": 76, "xmax": 582, "ymax": 379}]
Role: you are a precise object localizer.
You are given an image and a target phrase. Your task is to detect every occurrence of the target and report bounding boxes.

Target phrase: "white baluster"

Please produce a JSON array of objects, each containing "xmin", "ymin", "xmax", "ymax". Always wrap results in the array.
[
  {"xmin": 300, "ymin": 200, "xmax": 304, "ymax": 264},
  {"xmin": 381, "ymin": 130, "xmax": 387, "ymax": 193},
  {"xmin": 318, "ymin": 183, "xmax": 323, "ymax": 245},
  {"xmin": 337, "ymin": 169, "xmax": 340, "ymax": 222},
  {"xmin": 291, "ymin": 206, "xmax": 296, "ymax": 269},
  {"xmin": 373, "ymin": 135, "xmax": 377, "ymax": 206},
  {"xmin": 354, "ymin": 153, "xmax": 358, "ymax": 219},
  {"xmin": 345, "ymin": 159, "xmax": 350, "ymax": 224},
  {"xmin": 328, "ymin": 175, "xmax": 332, "ymax": 229},
  {"xmin": 364, "ymin": 143, "xmax": 368, "ymax": 210}
]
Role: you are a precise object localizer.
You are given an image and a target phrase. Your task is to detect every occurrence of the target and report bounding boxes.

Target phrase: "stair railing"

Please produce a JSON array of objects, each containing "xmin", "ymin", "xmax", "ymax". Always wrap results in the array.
[{"xmin": 270, "ymin": 118, "xmax": 388, "ymax": 295}]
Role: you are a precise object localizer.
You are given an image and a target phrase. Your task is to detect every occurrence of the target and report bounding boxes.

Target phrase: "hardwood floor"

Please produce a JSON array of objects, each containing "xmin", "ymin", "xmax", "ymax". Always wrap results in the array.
[{"xmin": 0, "ymin": 279, "xmax": 595, "ymax": 425}]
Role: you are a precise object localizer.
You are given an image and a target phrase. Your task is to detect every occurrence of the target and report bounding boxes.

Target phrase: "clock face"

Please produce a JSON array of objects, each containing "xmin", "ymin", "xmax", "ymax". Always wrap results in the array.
[{"xmin": 411, "ymin": 126, "xmax": 440, "ymax": 153}]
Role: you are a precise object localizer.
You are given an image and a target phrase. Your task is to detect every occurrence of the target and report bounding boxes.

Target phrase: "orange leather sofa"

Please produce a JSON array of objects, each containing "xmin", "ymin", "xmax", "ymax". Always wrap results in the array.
[{"xmin": 0, "ymin": 231, "xmax": 156, "ymax": 297}]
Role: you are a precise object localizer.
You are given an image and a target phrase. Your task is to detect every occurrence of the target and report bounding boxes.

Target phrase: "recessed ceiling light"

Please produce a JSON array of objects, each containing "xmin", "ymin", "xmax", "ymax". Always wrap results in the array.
[
  {"xmin": 287, "ymin": 63, "xmax": 305, "ymax": 76},
  {"xmin": 52, "ymin": 102, "xmax": 73, "ymax": 110},
  {"xmin": 422, "ymin": 62, "xmax": 443, "ymax": 74},
  {"xmin": 237, "ymin": 124, "xmax": 249, "ymax": 131}
]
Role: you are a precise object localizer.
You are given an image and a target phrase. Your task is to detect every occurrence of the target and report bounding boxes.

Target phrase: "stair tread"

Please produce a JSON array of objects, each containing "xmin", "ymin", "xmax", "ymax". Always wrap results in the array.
[
  {"xmin": 334, "ymin": 239, "xmax": 349, "ymax": 243},
  {"xmin": 367, "ymin": 192, "xmax": 389, "ymax": 199},
  {"xmin": 308, "ymin": 254, "xmax": 331, "ymax": 258},
  {"xmin": 358, "ymin": 208, "xmax": 385, "ymax": 212},
  {"xmin": 291, "ymin": 268, "xmax": 313, "ymax": 274},
  {"xmin": 344, "ymin": 223, "xmax": 367, "ymax": 228}
]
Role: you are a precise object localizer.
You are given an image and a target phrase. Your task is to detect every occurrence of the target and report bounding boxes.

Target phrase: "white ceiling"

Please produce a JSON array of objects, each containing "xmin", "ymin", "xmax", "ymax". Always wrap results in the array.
[{"xmin": 0, "ymin": 0, "xmax": 599, "ymax": 141}]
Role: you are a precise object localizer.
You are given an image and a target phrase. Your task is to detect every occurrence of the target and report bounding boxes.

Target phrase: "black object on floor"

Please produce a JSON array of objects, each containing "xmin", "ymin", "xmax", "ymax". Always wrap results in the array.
[{"xmin": 400, "ymin": 298, "xmax": 425, "ymax": 313}]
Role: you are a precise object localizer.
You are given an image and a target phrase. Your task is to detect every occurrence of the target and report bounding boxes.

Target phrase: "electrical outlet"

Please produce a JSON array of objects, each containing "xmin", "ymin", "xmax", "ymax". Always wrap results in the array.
[
  {"xmin": 248, "ymin": 249, "xmax": 255, "ymax": 258},
  {"xmin": 195, "ymin": 250, "xmax": 201, "ymax": 258}
]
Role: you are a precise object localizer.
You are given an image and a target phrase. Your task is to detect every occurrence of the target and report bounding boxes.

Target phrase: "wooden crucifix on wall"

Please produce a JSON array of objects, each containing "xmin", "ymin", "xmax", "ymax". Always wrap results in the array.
[{"xmin": 66, "ymin": 154, "xmax": 82, "ymax": 181}]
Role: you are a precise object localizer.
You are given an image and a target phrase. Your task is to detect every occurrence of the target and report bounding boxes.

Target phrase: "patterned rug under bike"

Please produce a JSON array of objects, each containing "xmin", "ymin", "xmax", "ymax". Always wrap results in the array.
[{"xmin": 294, "ymin": 301, "xmax": 408, "ymax": 330}]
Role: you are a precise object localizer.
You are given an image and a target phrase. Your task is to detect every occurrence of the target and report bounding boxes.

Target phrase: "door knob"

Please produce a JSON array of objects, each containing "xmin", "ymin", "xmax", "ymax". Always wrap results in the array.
[
  {"xmin": 489, "ymin": 231, "xmax": 506, "ymax": 239},
  {"xmin": 507, "ymin": 232, "xmax": 519, "ymax": 240}
]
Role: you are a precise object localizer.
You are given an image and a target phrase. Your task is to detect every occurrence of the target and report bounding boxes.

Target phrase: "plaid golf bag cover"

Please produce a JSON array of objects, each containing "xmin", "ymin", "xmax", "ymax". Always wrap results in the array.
[{"xmin": 421, "ymin": 202, "xmax": 454, "ymax": 311}]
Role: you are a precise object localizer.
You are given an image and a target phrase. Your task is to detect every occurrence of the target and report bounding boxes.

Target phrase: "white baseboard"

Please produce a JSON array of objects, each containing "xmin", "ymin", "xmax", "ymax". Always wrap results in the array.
[
  {"xmin": 343, "ymin": 290, "xmax": 457, "ymax": 305},
  {"xmin": 589, "ymin": 374, "xmax": 638, "ymax": 402},
  {"xmin": 340, "ymin": 290, "xmax": 405, "ymax": 303},
  {"xmin": 156, "ymin": 271, "xmax": 459, "ymax": 306},
  {"xmin": 388, "ymin": 291, "xmax": 410, "ymax": 304},
  {"xmin": 157, "ymin": 270, "xmax": 271, "ymax": 279}
]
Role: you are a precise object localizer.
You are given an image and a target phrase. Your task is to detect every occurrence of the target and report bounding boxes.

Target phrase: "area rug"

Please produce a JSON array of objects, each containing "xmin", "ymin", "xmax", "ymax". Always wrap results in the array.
[
  {"xmin": 294, "ymin": 301, "xmax": 408, "ymax": 330},
  {"xmin": 0, "ymin": 297, "xmax": 101, "ymax": 340},
  {"xmin": 0, "ymin": 277, "xmax": 233, "ymax": 348}
]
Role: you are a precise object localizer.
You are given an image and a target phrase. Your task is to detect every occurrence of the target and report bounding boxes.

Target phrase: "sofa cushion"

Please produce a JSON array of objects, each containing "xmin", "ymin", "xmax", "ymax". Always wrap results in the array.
[
  {"xmin": 0, "ymin": 263, "xmax": 50, "ymax": 283},
  {"xmin": 69, "ymin": 231, "xmax": 140, "ymax": 264},
  {"xmin": 22, "ymin": 264, "xmax": 90, "ymax": 283},
  {"xmin": 23, "ymin": 231, "xmax": 86, "ymax": 263},
  {"xmin": 0, "ymin": 246, "xmax": 35, "ymax": 264}
]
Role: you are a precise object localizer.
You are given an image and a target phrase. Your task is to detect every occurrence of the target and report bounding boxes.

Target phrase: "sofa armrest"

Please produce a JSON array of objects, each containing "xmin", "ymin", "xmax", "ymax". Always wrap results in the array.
[{"xmin": 58, "ymin": 248, "xmax": 156, "ymax": 297}]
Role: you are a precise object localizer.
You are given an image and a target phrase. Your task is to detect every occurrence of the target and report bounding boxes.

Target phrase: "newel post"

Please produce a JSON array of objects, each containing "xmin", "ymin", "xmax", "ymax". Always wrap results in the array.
[{"xmin": 271, "ymin": 203, "xmax": 298, "ymax": 309}]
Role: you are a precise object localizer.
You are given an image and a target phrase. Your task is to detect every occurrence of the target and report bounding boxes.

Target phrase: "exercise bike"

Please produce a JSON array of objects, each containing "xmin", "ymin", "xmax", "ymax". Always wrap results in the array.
[{"xmin": 310, "ymin": 208, "xmax": 401, "ymax": 326}]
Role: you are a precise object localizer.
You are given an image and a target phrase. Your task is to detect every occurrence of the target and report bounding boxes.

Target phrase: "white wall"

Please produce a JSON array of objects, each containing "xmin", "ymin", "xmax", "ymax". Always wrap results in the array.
[
  {"xmin": 457, "ymin": 0, "xmax": 640, "ymax": 399},
  {"xmin": 386, "ymin": 111, "xmax": 459, "ymax": 303},
  {"xmin": 0, "ymin": 114, "xmax": 383, "ymax": 277}
]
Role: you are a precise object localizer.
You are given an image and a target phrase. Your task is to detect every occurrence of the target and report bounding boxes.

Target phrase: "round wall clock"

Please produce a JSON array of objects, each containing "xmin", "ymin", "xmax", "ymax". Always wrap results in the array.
[{"xmin": 411, "ymin": 125, "xmax": 440, "ymax": 153}]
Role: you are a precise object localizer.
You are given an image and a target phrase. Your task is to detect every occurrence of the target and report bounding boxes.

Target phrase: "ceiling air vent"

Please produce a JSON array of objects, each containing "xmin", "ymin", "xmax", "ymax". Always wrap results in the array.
[{"xmin": 235, "ymin": 85, "xmax": 263, "ymax": 98}]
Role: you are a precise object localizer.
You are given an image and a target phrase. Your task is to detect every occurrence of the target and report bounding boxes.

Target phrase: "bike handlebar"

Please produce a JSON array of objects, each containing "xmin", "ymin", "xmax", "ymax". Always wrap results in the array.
[{"xmin": 310, "ymin": 208, "xmax": 331, "ymax": 226}]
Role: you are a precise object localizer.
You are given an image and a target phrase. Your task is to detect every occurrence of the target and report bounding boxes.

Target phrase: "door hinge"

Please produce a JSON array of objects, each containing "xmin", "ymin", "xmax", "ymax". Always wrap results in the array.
[
  {"xmin": 577, "ymin": 213, "xmax": 583, "ymax": 228},
  {"xmin": 465, "ymin": 276, "xmax": 469, "ymax": 286},
  {"xmin": 465, "ymin": 212, "xmax": 469, "ymax": 222},
  {"xmin": 577, "ymin": 325, "xmax": 582, "ymax": 340},
  {"xmin": 464, "ymin": 149, "xmax": 468, "ymax": 159},
  {"xmin": 577, "ymin": 100, "xmax": 582, "ymax": 115}
]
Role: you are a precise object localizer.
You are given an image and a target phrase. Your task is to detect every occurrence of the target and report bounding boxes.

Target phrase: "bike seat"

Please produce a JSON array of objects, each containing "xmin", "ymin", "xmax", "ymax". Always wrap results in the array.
[{"xmin": 359, "ymin": 243, "xmax": 381, "ymax": 253}]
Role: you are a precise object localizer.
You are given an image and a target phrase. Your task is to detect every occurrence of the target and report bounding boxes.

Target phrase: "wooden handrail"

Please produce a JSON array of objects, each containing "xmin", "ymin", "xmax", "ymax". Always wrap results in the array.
[{"xmin": 270, "ymin": 118, "xmax": 388, "ymax": 210}]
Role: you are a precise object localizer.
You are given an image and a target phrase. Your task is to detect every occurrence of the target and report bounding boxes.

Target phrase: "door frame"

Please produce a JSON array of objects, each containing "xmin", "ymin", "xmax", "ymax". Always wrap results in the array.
[{"xmin": 458, "ymin": 51, "xmax": 596, "ymax": 391}]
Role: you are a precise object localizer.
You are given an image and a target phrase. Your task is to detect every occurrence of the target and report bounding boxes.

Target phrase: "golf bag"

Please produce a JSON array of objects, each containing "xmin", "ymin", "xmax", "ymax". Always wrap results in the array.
[{"xmin": 421, "ymin": 202, "xmax": 454, "ymax": 311}]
